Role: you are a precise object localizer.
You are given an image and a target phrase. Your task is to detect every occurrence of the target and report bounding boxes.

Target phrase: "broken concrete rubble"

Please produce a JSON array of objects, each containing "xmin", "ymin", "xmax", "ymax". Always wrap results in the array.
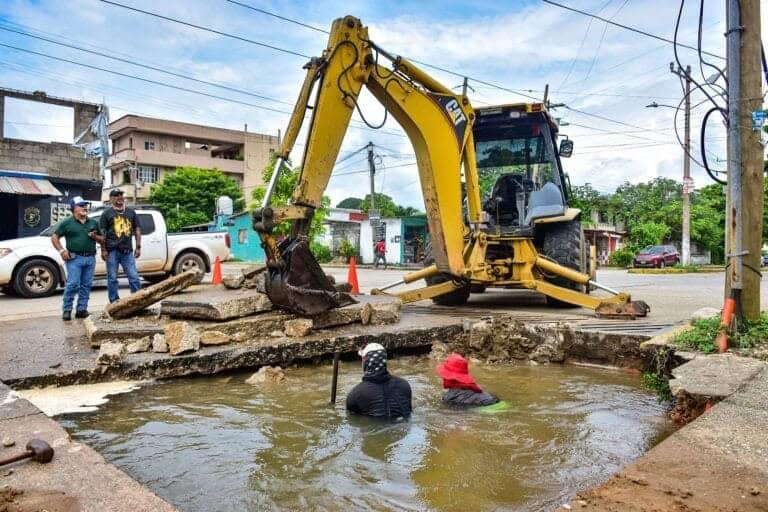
[
  {"xmin": 84, "ymin": 317, "xmax": 164, "ymax": 348},
  {"xmin": 222, "ymin": 274, "xmax": 245, "ymax": 289},
  {"xmin": 97, "ymin": 342, "xmax": 125, "ymax": 366},
  {"xmin": 151, "ymin": 334, "xmax": 168, "ymax": 353},
  {"xmin": 104, "ymin": 270, "xmax": 201, "ymax": 319},
  {"xmin": 245, "ymin": 366, "xmax": 285, "ymax": 385},
  {"xmin": 164, "ymin": 322, "xmax": 200, "ymax": 356},
  {"xmin": 311, "ymin": 295, "xmax": 402, "ymax": 329},
  {"xmin": 200, "ymin": 331, "xmax": 231, "ymax": 346},
  {"xmin": 284, "ymin": 318, "xmax": 313, "ymax": 337},
  {"xmin": 126, "ymin": 337, "xmax": 151, "ymax": 354},
  {"xmin": 160, "ymin": 290, "xmax": 272, "ymax": 321}
]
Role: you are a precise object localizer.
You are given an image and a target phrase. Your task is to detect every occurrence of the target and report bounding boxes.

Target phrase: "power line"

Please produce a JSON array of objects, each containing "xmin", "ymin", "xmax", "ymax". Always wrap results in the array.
[
  {"xmin": 0, "ymin": 42, "xmax": 295, "ymax": 115},
  {"xmin": 217, "ymin": 0, "xmax": 544, "ymax": 101},
  {"xmin": 100, "ymin": 0, "xmax": 311, "ymax": 59},
  {"xmin": 541, "ymin": 0, "xmax": 725, "ymax": 60},
  {"xmin": 562, "ymin": 105, "xmax": 671, "ymax": 135},
  {"xmin": 0, "ymin": 44, "xmax": 407, "ymax": 139},
  {"xmin": 224, "ymin": 0, "xmax": 328, "ymax": 34},
  {"xmin": 0, "ymin": 24, "xmax": 292, "ymax": 106},
  {"xmin": 581, "ymin": 0, "xmax": 629, "ymax": 82}
]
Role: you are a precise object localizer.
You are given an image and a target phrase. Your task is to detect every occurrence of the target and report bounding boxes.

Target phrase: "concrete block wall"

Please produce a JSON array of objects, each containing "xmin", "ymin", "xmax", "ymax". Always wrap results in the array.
[{"xmin": 0, "ymin": 139, "xmax": 98, "ymax": 181}]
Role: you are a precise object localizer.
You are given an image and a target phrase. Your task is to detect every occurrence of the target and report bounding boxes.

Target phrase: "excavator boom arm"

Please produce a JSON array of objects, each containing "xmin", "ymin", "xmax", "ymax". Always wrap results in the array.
[{"xmin": 254, "ymin": 15, "xmax": 481, "ymax": 315}]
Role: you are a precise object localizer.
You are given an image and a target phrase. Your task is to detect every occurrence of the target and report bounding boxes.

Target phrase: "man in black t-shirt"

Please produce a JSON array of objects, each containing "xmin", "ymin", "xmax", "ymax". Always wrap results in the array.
[{"xmin": 100, "ymin": 189, "xmax": 142, "ymax": 303}]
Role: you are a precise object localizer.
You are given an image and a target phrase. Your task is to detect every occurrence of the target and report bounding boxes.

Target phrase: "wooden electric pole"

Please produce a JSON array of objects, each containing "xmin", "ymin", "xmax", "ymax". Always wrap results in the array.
[{"xmin": 738, "ymin": 0, "xmax": 763, "ymax": 319}]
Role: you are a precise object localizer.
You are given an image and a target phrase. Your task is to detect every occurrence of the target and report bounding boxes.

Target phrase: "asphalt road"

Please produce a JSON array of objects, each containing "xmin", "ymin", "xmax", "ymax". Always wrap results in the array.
[{"xmin": 1, "ymin": 266, "xmax": 765, "ymax": 324}]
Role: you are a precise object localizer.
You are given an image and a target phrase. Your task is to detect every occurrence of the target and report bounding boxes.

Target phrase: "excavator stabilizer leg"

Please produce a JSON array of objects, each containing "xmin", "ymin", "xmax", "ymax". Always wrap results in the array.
[{"xmin": 264, "ymin": 238, "xmax": 356, "ymax": 316}]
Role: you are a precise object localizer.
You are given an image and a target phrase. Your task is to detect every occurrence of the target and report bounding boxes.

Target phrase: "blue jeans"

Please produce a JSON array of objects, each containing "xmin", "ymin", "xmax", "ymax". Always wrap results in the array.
[
  {"xmin": 107, "ymin": 250, "xmax": 142, "ymax": 303},
  {"xmin": 63, "ymin": 255, "xmax": 96, "ymax": 313}
]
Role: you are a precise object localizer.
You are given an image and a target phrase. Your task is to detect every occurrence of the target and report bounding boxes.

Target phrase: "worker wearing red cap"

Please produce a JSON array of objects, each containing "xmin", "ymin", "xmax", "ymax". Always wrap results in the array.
[{"xmin": 436, "ymin": 353, "xmax": 500, "ymax": 407}]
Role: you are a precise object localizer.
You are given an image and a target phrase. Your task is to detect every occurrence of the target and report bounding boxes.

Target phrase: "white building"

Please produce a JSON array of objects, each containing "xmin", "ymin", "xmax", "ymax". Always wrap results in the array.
[{"xmin": 359, "ymin": 216, "xmax": 428, "ymax": 265}]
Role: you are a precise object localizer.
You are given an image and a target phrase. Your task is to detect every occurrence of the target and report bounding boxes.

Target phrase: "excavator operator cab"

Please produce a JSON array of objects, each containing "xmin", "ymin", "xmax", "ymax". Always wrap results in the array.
[{"xmin": 474, "ymin": 103, "xmax": 570, "ymax": 232}]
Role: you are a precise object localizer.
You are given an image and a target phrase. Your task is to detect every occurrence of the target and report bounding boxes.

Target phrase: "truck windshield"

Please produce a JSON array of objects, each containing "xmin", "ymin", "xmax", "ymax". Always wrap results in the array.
[{"xmin": 475, "ymin": 122, "xmax": 556, "ymax": 199}]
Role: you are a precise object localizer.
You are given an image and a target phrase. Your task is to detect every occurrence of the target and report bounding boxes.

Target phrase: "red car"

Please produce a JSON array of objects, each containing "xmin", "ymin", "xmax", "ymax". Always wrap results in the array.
[{"xmin": 633, "ymin": 245, "xmax": 680, "ymax": 268}]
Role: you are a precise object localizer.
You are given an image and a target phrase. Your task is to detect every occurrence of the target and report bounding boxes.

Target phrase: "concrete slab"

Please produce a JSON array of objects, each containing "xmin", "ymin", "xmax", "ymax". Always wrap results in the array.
[
  {"xmin": 0, "ymin": 383, "xmax": 176, "ymax": 512},
  {"xmin": 84, "ymin": 316, "xmax": 165, "ymax": 348},
  {"xmin": 160, "ymin": 288, "xmax": 272, "ymax": 321},
  {"xmin": 669, "ymin": 353, "xmax": 767, "ymax": 399},
  {"xmin": 104, "ymin": 270, "xmax": 200, "ymax": 319}
]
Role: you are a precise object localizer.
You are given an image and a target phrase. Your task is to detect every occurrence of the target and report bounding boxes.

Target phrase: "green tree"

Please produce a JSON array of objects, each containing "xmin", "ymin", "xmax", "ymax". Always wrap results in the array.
[
  {"xmin": 629, "ymin": 221, "xmax": 671, "ymax": 248},
  {"xmin": 149, "ymin": 166, "xmax": 244, "ymax": 232},
  {"xmin": 359, "ymin": 193, "xmax": 424, "ymax": 217},
  {"xmin": 336, "ymin": 197, "xmax": 363, "ymax": 209},
  {"xmin": 251, "ymin": 155, "xmax": 329, "ymax": 242}
]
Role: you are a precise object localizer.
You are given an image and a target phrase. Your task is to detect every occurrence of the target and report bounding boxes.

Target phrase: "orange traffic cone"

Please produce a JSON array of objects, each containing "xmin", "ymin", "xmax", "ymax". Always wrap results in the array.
[
  {"xmin": 347, "ymin": 256, "xmax": 360, "ymax": 295},
  {"xmin": 212, "ymin": 256, "xmax": 223, "ymax": 285}
]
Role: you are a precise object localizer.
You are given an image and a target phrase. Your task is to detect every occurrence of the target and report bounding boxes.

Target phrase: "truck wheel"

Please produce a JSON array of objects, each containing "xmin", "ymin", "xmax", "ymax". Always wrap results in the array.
[
  {"xmin": 14, "ymin": 259, "xmax": 59, "ymax": 298},
  {"xmin": 173, "ymin": 252, "xmax": 206, "ymax": 284},
  {"xmin": 540, "ymin": 220, "xmax": 586, "ymax": 308}
]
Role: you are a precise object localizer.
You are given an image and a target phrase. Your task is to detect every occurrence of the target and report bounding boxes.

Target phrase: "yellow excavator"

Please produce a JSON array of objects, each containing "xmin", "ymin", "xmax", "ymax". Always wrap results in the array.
[{"xmin": 253, "ymin": 15, "xmax": 649, "ymax": 319}]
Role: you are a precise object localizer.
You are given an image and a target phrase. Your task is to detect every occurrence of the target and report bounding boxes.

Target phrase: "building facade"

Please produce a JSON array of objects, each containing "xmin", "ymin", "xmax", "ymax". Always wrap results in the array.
[
  {"xmin": 584, "ymin": 211, "xmax": 626, "ymax": 265},
  {"xmin": 105, "ymin": 115, "xmax": 279, "ymax": 203},
  {"xmin": 319, "ymin": 207, "xmax": 368, "ymax": 258},
  {"xmin": 0, "ymin": 88, "xmax": 102, "ymax": 241},
  {"xmin": 359, "ymin": 216, "xmax": 427, "ymax": 265}
]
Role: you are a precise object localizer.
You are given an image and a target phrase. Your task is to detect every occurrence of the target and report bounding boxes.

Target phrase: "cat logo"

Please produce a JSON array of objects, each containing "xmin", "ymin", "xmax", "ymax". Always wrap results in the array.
[
  {"xmin": 444, "ymin": 99, "xmax": 467, "ymax": 127},
  {"xmin": 113, "ymin": 215, "xmax": 132, "ymax": 238}
]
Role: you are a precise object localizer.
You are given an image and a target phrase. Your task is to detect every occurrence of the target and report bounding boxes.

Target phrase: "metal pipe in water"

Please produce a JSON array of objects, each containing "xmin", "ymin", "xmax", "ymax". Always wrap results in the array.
[{"xmin": 330, "ymin": 352, "xmax": 340, "ymax": 405}]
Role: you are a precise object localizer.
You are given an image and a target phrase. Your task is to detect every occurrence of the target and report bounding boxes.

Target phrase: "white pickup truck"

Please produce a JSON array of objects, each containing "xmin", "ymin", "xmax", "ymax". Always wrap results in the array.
[{"xmin": 0, "ymin": 208, "xmax": 231, "ymax": 298}]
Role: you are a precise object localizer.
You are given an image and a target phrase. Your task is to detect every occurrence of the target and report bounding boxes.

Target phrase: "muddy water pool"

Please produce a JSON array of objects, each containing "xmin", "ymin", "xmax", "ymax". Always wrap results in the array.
[{"xmin": 61, "ymin": 356, "xmax": 674, "ymax": 511}]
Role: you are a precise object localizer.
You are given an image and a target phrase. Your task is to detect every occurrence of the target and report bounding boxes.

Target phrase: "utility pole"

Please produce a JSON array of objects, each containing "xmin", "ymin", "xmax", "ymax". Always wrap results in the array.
[
  {"xmin": 366, "ymin": 141, "xmax": 378, "ymax": 247},
  {"xmin": 737, "ymin": 0, "xmax": 763, "ymax": 319},
  {"xmin": 670, "ymin": 64, "xmax": 692, "ymax": 265}
]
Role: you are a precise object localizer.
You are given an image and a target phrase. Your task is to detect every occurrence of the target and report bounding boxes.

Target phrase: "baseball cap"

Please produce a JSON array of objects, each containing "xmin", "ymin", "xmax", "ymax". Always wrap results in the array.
[
  {"xmin": 358, "ymin": 343, "xmax": 385, "ymax": 358},
  {"xmin": 109, "ymin": 188, "xmax": 125, "ymax": 197},
  {"xmin": 69, "ymin": 196, "xmax": 90, "ymax": 210}
]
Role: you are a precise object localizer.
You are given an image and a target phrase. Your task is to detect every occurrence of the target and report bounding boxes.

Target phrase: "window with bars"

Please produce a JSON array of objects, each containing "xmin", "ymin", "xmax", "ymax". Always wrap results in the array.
[
  {"xmin": 138, "ymin": 166, "xmax": 160, "ymax": 184},
  {"xmin": 144, "ymin": 141, "xmax": 155, "ymax": 151}
]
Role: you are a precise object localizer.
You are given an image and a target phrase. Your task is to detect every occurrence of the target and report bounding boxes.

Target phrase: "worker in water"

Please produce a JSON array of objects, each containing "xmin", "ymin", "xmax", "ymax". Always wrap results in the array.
[
  {"xmin": 346, "ymin": 343, "xmax": 412, "ymax": 419},
  {"xmin": 436, "ymin": 353, "xmax": 500, "ymax": 407}
]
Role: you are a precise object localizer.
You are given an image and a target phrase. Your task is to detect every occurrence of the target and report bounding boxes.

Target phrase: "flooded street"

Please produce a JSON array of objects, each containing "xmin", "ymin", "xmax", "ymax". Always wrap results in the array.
[{"xmin": 61, "ymin": 357, "xmax": 675, "ymax": 511}]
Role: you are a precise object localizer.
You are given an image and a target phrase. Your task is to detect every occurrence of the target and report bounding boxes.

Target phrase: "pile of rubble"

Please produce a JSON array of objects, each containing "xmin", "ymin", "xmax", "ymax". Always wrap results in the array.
[{"xmin": 87, "ymin": 265, "xmax": 401, "ymax": 366}]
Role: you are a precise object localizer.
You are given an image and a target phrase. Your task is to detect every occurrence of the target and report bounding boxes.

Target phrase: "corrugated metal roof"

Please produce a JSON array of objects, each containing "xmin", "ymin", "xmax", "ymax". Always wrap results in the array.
[{"xmin": 0, "ymin": 176, "xmax": 63, "ymax": 196}]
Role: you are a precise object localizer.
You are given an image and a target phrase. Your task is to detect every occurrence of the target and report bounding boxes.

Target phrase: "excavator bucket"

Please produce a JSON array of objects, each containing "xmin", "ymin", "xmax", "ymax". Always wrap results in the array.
[{"xmin": 264, "ymin": 238, "xmax": 357, "ymax": 316}]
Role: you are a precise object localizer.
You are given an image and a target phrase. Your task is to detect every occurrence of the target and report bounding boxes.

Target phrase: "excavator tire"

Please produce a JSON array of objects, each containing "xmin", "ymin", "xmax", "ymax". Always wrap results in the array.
[
  {"xmin": 539, "ymin": 220, "xmax": 587, "ymax": 308},
  {"xmin": 423, "ymin": 239, "xmax": 470, "ymax": 306}
]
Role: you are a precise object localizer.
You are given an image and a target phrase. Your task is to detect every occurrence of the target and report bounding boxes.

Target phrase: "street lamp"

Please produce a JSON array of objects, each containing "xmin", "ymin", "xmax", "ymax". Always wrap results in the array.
[{"xmin": 647, "ymin": 92, "xmax": 692, "ymax": 266}]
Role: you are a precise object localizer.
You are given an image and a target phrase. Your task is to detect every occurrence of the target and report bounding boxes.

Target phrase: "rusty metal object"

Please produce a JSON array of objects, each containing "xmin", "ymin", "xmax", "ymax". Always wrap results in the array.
[
  {"xmin": 264, "ymin": 238, "xmax": 356, "ymax": 316},
  {"xmin": 0, "ymin": 439, "xmax": 54, "ymax": 467},
  {"xmin": 595, "ymin": 300, "xmax": 651, "ymax": 319}
]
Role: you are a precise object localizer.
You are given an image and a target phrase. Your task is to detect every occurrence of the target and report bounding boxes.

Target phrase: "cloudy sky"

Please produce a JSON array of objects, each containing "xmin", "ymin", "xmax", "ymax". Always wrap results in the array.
[{"xmin": 0, "ymin": 0, "xmax": 763, "ymax": 208}]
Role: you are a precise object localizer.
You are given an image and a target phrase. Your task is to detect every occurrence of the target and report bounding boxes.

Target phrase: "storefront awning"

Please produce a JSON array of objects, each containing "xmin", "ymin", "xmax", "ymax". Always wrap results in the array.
[{"xmin": 0, "ymin": 176, "xmax": 63, "ymax": 196}]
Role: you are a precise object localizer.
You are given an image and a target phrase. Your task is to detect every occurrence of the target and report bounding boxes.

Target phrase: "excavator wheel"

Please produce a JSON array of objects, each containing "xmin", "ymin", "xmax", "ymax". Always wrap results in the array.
[{"xmin": 538, "ymin": 220, "xmax": 587, "ymax": 308}]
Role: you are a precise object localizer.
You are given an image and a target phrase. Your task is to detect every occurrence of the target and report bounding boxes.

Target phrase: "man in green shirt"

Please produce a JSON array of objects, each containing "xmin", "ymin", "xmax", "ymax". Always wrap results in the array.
[{"xmin": 51, "ymin": 196, "xmax": 104, "ymax": 321}]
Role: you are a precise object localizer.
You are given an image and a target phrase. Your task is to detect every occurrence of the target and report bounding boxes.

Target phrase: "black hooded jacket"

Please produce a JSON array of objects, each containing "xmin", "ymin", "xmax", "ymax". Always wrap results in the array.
[
  {"xmin": 442, "ymin": 388, "xmax": 499, "ymax": 407},
  {"xmin": 346, "ymin": 349, "xmax": 412, "ymax": 419}
]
